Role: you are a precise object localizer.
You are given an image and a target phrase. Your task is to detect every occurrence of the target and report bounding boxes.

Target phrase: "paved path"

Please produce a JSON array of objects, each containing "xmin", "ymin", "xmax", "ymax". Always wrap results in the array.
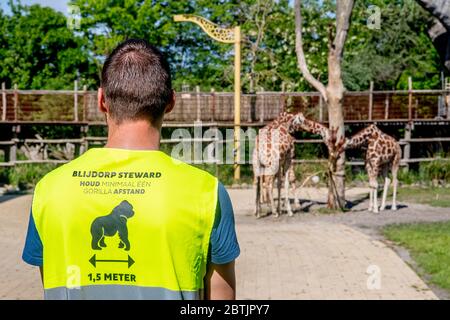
[
  {"xmin": 0, "ymin": 191, "xmax": 439, "ymax": 300},
  {"xmin": 230, "ymin": 188, "xmax": 437, "ymax": 300},
  {"xmin": 0, "ymin": 195, "xmax": 42, "ymax": 299}
]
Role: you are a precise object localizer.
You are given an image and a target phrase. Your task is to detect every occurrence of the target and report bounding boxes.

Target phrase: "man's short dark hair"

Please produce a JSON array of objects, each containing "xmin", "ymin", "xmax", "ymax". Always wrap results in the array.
[{"xmin": 101, "ymin": 39, "xmax": 172, "ymax": 124}]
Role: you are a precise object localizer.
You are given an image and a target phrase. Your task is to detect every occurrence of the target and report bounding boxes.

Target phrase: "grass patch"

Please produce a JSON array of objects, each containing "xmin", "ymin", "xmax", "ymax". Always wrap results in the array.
[
  {"xmin": 396, "ymin": 187, "xmax": 450, "ymax": 207},
  {"xmin": 383, "ymin": 221, "xmax": 450, "ymax": 292},
  {"xmin": 315, "ymin": 207, "xmax": 347, "ymax": 214}
]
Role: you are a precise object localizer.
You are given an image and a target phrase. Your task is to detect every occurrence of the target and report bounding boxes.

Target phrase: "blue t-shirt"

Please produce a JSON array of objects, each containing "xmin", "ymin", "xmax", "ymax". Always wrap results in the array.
[{"xmin": 22, "ymin": 182, "xmax": 240, "ymax": 266}]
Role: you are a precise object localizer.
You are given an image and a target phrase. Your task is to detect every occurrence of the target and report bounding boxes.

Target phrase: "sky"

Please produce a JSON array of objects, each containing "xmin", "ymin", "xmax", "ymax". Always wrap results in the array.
[{"xmin": 1, "ymin": 0, "xmax": 69, "ymax": 14}]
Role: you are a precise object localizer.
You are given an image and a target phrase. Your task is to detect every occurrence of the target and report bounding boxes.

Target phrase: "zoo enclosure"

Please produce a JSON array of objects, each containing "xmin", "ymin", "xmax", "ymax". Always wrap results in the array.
[{"xmin": 1, "ymin": 81, "xmax": 450, "ymax": 168}]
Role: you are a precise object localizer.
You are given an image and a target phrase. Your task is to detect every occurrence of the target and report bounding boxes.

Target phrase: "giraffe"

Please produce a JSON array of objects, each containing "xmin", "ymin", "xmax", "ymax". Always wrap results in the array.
[
  {"xmin": 253, "ymin": 112, "xmax": 299, "ymax": 218},
  {"xmin": 342, "ymin": 124, "xmax": 402, "ymax": 213},
  {"xmin": 288, "ymin": 112, "xmax": 346, "ymax": 208},
  {"xmin": 288, "ymin": 112, "xmax": 332, "ymax": 149}
]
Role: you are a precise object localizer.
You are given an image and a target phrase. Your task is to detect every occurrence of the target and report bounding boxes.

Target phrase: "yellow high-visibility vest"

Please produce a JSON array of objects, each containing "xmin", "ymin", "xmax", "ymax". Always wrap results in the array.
[{"xmin": 32, "ymin": 148, "xmax": 217, "ymax": 299}]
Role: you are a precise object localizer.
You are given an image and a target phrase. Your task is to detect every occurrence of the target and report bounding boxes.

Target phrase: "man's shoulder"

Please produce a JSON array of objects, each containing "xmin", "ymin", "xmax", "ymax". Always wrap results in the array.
[{"xmin": 165, "ymin": 155, "xmax": 216, "ymax": 181}]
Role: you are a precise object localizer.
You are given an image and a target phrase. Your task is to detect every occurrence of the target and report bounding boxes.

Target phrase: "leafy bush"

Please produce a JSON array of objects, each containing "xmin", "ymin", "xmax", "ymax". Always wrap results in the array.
[
  {"xmin": 420, "ymin": 160, "xmax": 450, "ymax": 183},
  {"xmin": 6, "ymin": 164, "xmax": 58, "ymax": 190},
  {"xmin": 398, "ymin": 169, "xmax": 420, "ymax": 185}
]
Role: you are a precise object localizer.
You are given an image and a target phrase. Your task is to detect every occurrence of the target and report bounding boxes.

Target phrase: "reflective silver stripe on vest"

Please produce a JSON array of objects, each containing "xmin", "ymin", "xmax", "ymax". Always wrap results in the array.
[{"xmin": 45, "ymin": 285, "xmax": 203, "ymax": 300}]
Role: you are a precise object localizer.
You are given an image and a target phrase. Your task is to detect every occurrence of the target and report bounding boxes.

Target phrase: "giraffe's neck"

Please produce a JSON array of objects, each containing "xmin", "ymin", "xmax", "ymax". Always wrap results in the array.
[
  {"xmin": 346, "ymin": 126, "xmax": 377, "ymax": 149},
  {"xmin": 302, "ymin": 118, "xmax": 329, "ymax": 139},
  {"xmin": 268, "ymin": 112, "xmax": 294, "ymax": 130}
]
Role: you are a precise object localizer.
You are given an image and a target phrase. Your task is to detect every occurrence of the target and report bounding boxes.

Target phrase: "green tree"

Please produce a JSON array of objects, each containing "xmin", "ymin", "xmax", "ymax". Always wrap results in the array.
[
  {"xmin": 0, "ymin": 1, "xmax": 96, "ymax": 89},
  {"xmin": 343, "ymin": 0, "xmax": 443, "ymax": 90},
  {"xmin": 71, "ymin": 0, "xmax": 242, "ymax": 91}
]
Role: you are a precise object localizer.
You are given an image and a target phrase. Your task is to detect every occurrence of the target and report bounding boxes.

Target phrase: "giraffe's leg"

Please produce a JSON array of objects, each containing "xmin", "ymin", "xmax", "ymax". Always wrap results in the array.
[
  {"xmin": 379, "ymin": 177, "xmax": 391, "ymax": 212},
  {"xmin": 277, "ymin": 169, "xmax": 282, "ymax": 216},
  {"xmin": 369, "ymin": 176, "xmax": 379, "ymax": 213},
  {"xmin": 366, "ymin": 164, "xmax": 374, "ymax": 212},
  {"xmin": 380, "ymin": 166, "xmax": 390, "ymax": 211},
  {"xmin": 289, "ymin": 166, "xmax": 300, "ymax": 210},
  {"xmin": 261, "ymin": 176, "xmax": 267, "ymax": 203},
  {"xmin": 367, "ymin": 163, "xmax": 380, "ymax": 213},
  {"xmin": 268, "ymin": 177, "xmax": 277, "ymax": 217},
  {"xmin": 293, "ymin": 181, "xmax": 300, "ymax": 211},
  {"xmin": 255, "ymin": 176, "xmax": 261, "ymax": 218},
  {"xmin": 391, "ymin": 164, "xmax": 399, "ymax": 211},
  {"xmin": 284, "ymin": 168, "xmax": 293, "ymax": 216}
]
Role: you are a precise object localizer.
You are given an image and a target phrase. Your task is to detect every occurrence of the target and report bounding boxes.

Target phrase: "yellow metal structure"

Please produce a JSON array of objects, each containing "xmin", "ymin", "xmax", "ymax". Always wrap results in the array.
[{"xmin": 174, "ymin": 14, "xmax": 241, "ymax": 180}]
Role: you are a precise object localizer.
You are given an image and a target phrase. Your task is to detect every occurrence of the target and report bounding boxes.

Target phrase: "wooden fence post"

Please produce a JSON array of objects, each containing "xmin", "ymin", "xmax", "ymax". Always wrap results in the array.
[
  {"xmin": 281, "ymin": 81, "xmax": 286, "ymax": 114},
  {"xmin": 9, "ymin": 125, "xmax": 19, "ymax": 164},
  {"xmin": 403, "ymin": 124, "xmax": 412, "ymax": 172},
  {"xmin": 415, "ymin": 98, "xmax": 419, "ymax": 119},
  {"xmin": 259, "ymin": 88, "xmax": 265, "ymax": 123},
  {"xmin": 74, "ymin": 80, "xmax": 79, "ymax": 122},
  {"xmin": 445, "ymin": 77, "xmax": 450, "ymax": 119},
  {"xmin": 196, "ymin": 86, "xmax": 201, "ymax": 121},
  {"xmin": 384, "ymin": 93, "xmax": 390, "ymax": 120},
  {"xmin": 368, "ymin": 81, "xmax": 374, "ymax": 121},
  {"xmin": 1, "ymin": 82, "xmax": 6, "ymax": 121},
  {"xmin": 79, "ymin": 125, "xmax": 89, "ymax": 155},
  {"xmin": 408, "ymin": 77, "xmax": 413, "ymax": 121},
  {"xmin": 210, "ymin": 88, "xmax": 215, "ymax": 122},
  {"xmin": 319, "ymin": 95, "xmax": 323, "ymax": 122},
  {"xmin": 13, "ymin": 84, "xmax": 18, "ymax": 121},
  {"xmin": 247, "ymin": 94, "xmax": 252, "ymax": 122},
  {"xmin": 82, "ymin": 85, "xmax": 87, "ymax": 121}
]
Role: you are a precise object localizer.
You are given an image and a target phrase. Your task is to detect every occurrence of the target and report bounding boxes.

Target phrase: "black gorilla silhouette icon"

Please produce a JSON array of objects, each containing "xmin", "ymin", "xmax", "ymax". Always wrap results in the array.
[{"xmin": 90, "ymin": 200, "xmax": 134, "ymax": 251}]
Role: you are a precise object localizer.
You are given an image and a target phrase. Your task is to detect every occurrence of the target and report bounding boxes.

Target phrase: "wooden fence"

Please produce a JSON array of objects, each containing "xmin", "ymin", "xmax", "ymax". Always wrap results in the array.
[
  {"xmin": 1, "ymin": 80, "xmax": 450, "ymax": 123},
  {"xmin": 1, "ymin": 80, "xmax": 450, "ymax": 168},
  {"xmin": 1, "ymin": 129, "xmax": 450, "ymax": 167}
]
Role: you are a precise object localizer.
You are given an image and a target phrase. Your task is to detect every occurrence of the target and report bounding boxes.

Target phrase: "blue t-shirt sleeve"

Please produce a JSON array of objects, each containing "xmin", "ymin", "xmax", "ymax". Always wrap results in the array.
[
  {"xmin": 22, "ymin": 210, "xmax": 43, "ymax": 267},
  {"xmin": 209, "ymin": 182, "xmax": 240, "ymax": 265}
]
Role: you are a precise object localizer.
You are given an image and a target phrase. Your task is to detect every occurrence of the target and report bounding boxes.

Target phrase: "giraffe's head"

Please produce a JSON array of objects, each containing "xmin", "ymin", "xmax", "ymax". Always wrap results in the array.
[
  {"xmin": 366, "ymin": 124, "xmax": 381, "ymax": 139},
  {"xmin": 288, "ymin": 112, "xmax": 306, "ymax": 134},
  {"xmin": 328, "ymin": 127, "xmax": 346, "ymax": 161}
]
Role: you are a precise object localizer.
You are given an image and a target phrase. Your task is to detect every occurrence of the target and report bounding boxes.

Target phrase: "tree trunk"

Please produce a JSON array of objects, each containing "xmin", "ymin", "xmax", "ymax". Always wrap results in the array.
[
  {"xmin": 326, "ymin": 53, "xmax": 346, "ymax": 209},
  {"xmin": 295, "ymin": 0, "xmax": 354, "ymax": 209}
]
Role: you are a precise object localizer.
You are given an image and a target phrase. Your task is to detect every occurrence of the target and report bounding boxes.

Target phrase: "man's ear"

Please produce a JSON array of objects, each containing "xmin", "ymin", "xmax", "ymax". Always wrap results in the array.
[
  {"xmin": 98, "ymin": 87, "xmax": 109, "ymax": 114},
  {"xmin": 164, "ymin": 90, "xmax": 176, "ymax": 114}
]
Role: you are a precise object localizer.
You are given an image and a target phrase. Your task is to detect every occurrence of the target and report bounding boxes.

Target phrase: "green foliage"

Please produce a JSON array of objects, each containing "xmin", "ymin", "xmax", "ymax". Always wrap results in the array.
[
  {"xmin": 31, "ymin": 125, "xmax": 81, "ymax": 139},
  {"xmin": 1, "ymin": 0, "xmax": 444, "ymax": 92},
  {"xmin": 419, "ymin": 160, "xmax": 450, "ymax": 182},
  {"xmin": 384, "ymin": 221, "xmax": 450, "ymax": 291},
  {"xmin": 3, "ymin": 164, "xmax": 58, "ymax": 190},
  {"xmin": 398, "ymin": 169, "xmax": 421, "ymax": 185},
  {"xmin": 0, "ymin": 2, "xmax": 97, "ymax": 89},
  {"xmin": 344, "ymin": 0, "xmax": 443, "ymax": 90}
]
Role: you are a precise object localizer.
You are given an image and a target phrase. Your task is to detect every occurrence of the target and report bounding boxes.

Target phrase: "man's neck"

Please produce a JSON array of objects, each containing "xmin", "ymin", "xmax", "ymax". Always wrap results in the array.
[{"xmin": 105, "ymin": 119, "xmax": 161, "ymax": 150}]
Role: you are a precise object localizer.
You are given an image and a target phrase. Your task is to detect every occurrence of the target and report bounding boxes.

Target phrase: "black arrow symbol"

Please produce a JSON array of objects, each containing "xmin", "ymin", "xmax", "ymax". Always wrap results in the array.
[{"xmin": 89, "ymin": 254, "xmax": 135, "ymax": 268}]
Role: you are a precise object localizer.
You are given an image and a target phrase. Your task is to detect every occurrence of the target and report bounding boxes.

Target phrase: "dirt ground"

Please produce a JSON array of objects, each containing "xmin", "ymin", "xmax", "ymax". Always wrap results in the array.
[{"xmin": 230, "ymin": 187, "xmax": 450, "ymax": 234}]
